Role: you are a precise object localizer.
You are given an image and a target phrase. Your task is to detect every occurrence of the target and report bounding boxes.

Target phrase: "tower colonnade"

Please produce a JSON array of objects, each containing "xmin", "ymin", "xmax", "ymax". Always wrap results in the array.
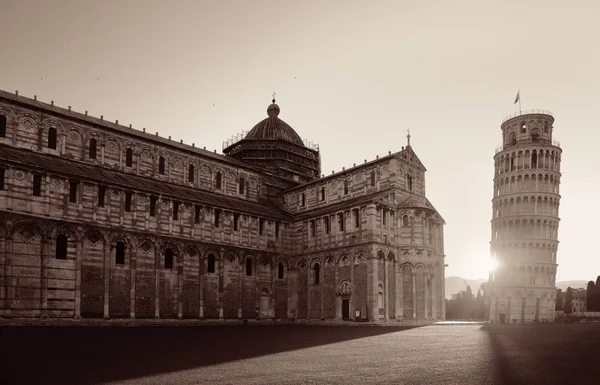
[{"xmin": 486, "ymin": 110, "xmax": 561, "ymax": 323}]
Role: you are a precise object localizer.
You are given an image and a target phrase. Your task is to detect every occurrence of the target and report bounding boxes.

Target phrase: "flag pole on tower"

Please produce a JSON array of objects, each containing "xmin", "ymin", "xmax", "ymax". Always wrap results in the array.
[{"xmin": 514, "ymin": 89, "xmax": 521, "ymax": 114}]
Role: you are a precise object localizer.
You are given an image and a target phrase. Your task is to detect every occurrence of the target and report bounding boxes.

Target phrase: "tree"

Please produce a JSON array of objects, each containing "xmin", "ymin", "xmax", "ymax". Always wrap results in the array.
[
  {"xmin": 563, "ymin": 287, "xmax": 573, "ymax": 315},
  {"xmin": 587, "ymin": 281, "xmax": 596, "ymax": 311},
  {"xmin": 555, "ymin": 289, "xmax": 563, "ymax": 311}
]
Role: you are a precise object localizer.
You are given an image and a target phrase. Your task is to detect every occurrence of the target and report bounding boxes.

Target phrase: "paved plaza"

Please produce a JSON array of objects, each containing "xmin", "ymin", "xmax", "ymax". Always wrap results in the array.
[{"xmin": 1, "ymin": 323, "xmax": 599, "ymax": 384}]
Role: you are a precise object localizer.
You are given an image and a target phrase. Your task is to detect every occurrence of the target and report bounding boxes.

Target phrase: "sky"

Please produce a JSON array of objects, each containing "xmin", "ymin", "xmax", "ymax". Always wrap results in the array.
[{"xmin": 0, "ymin": 0, "xmax": 598, "ymax": 282}]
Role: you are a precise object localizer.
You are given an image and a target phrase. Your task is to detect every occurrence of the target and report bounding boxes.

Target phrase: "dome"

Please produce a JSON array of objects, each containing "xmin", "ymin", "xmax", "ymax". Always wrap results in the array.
[{"xmin": 244, "ymin": 100, "xmax": 305, "ymax": 147}]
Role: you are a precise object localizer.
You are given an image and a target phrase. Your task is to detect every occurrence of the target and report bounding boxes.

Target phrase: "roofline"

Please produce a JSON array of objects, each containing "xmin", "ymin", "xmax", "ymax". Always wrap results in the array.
[{"xmin": 0, "ymin": 89, "xmax": 257, "ymax": 171}]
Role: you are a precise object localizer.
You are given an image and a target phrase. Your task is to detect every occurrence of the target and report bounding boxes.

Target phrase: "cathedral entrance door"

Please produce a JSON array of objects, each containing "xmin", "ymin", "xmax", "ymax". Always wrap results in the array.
[
  {"xmin": 342, "ymin": 299, "xmax": 350, "ymax": 320},
  {"xmin": 499, "ymin": 313, "xmax": 506, "ymax": 323},
  {"xmin": 259, "ymin": 295, "xmax": 270, "ymax": 318}
]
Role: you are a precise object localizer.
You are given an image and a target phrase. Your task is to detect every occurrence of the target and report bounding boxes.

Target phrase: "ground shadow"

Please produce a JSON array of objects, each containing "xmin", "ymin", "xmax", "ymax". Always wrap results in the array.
[
  {"xmin": 0, "ymin": 324, "xmax": 417, "ymax": 385},
  {"xmin": 483, "ymin": 323, "xmax": 600, "ymax": 384}
]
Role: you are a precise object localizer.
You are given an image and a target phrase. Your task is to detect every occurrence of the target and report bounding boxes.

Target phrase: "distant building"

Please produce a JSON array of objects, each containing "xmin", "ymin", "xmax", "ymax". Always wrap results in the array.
[
  {"xmin": 0, "ymin": 90, "xmax": 446, "ymax": 323},
  {"xmin": 563, "ymin": 289, "xmax": 587, "ymax": 313},
  {"xmin": 484, "ymin": 110, "xmax": 562, "ymax": 323}
]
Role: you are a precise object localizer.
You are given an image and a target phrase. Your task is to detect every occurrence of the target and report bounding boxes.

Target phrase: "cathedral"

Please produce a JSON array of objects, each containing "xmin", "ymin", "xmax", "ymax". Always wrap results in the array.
[
  {"xmin": 485, "ymin": 109, "xmax": 562, "ymax": 323},
  {"xmin": 0, "ymin": 89, "xmax": 446, "ymax": 323}
]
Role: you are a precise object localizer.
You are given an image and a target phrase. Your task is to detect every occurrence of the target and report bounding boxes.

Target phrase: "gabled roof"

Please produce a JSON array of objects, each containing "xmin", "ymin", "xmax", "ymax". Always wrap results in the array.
[
  {"xmin": 294, "ymin": 188, "xmax": 393, "ymax": 221},
  {"xmin": 0, "ymin": 145, "xmax": 292, "ymax": 221},
  {"xmin": 425, "ymin": 198, "xmax": 446, "ymax": 224},
  {"xmin": 402, "ymin": 146, "xmax": 427, "ymax": 172}
]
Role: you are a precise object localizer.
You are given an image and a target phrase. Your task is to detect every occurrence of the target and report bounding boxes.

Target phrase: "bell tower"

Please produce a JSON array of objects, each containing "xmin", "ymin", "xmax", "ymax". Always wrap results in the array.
[{"xmin": 486, "ymin": 109, "xmax": 562, "ymax": 323}]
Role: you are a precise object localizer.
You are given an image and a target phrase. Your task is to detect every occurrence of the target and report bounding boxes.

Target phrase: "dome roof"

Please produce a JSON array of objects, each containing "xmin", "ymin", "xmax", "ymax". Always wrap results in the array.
[{"xmin": 244, "ymin": 100, "xmax": 305, "ymax": 147}]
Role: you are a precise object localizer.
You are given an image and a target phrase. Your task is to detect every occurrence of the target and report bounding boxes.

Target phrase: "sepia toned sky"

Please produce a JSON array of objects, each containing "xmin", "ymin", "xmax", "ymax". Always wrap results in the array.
[{"xmin": 1, "ymin": 0, "xmax": 598, "ymax": 282}]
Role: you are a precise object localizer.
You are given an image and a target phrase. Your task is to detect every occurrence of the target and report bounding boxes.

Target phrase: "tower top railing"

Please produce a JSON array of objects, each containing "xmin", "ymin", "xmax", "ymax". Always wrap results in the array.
[
  {"xmin": 502, "ymin": 109, "xmax": 553, "ymax": 124},
  {"xmin": 222, "ymin": 130, "xmax": 320, "ymax": 151}
]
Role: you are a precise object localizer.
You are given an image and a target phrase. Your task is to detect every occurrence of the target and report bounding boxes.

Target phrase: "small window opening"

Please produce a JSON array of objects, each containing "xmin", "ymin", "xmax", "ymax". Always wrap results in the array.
[
  {"xmin": 89, "ymin": 138, "xmax": 97, "ymax": 159},
  {"xmin": 314, "ymin": 263, "xmax": 320, "ymax": 284},
  {"xmin": 324, "ymin": 216, "xmax": 330, "ymax": 234},
  {"xmin": 164, "ymin": 248, "xmax": 174, "ymax": 269},
  {"xmin": 172, "ymin": 201, "xmax": 180, "ymax": 220},
  {"xmin": 188, "ymin": 164, "xmax": 195, "ymax": 182},
  {"xmin": 0, "ymin": 167, "xmax": 5, "ymax": 190},
  {"xmin": 125, "ymin": 191, "xmax": 132, "ymax": 212},
  {"xmin": 234, "ymin": 213, "xmax": 240, "ymax": 231},
  {"xmin": 278, "ymin": 262, "xmax": 285, "ymax": 279},
  {"xmin": 338, "ymin": 212, "xmax": 345, "ymax": 232},
  {"xmin": 150, "ymin": 196, "xmax": 157, "ymax": 217},
  {"xmin": 33, "ymin": 174, "xmax": 42, "ymax": 196},
  {"xmin": 194, "ymin": 205, "xmax": 201, "ymax": 224},
  {"xmin": 215, "ymin": 172, "xmax": 222, "ymax": 189},
  {"xmin": 115, "ymin": 241, "xmax": 126, "ymax": 265},
  {"xmin": 310, "ymin": 220, "xmax": 315, "ymax": 237},
  {"xmin": 370, "ymin": 170, "xmax": 376, "ymax": 187},
  {"xmin": 407, "ymin": 175, "xmax": 413, "ymax": 191},
  {"xmin": 125, "ymin": 148, "xmax": 133, "ymax": 167},
  {"xmin": 382, "ymin": 209, "xmax": 387, "ymax": 225},
  {"xmin": 239, "ymin": 178, "xmax": 245, "ymax": 195},
  {"xmin": 344, "ymin": 180, "xmax": 349, "ymax": 195},
  {"xmin": 55, "ymin": 234, "xmax": 68, "ymax": 260},
  {"xmin": 214, "ymin": 209, "xmax": 221, "ymax": 227},
  {"xmin": 245, "ymin": 258, "xmax": 253, "ymax": 276},
  {"xmin": 353, "ymin": 208, "xmax": 359, "ymax": 228},
  {"xmin": 402, "ymin": 215, "xmax": 409, "ymax": 227},
  {"xmin": 207, "ymin": 254, "xmax": 216, "ymax": 273},
  {"xmin": 320, "ymin": 187, "xmax": 325, "ymax": 201},
  {"xmin": 158, "ymin": 156, "xmax": 165, "ymax": 174},
  {"xmin": 300, "ymin": 193, "xmax": 305, "ymax": 207},
  {"xmin": 69, "ymin": 180, "xmax": 78, "ymax": 203},
  {"xmin": 0, "ymin": 115, "xmax": 6, "ymax": 138},
  {"xmin": 48, "ymin": 127, "xmax": 57, "ymax": 149},
  {"xmin": 275, "ymin": 222, "xmax": 280, "ymax": 238},
  {"xmin": 259, "ymin": 218, "xmax": 265, "ymax": 235}
]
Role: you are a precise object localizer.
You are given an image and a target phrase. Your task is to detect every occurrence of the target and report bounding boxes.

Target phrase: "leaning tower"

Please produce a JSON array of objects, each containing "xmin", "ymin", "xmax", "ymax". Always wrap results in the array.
[{"xmin": 486, "ymin": 110, "xmax": 562, "ymax": 323}]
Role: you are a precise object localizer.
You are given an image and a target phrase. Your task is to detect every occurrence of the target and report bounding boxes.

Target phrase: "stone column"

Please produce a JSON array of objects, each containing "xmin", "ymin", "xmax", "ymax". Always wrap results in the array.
[
  {"xmin": 3, "ymin": 236, "xmax": 13, "ymax": 316},
  {"xmin": 40, "ymin": 237, "xmax": 49, "ymax": 317},
  {"xmin": 424, "ymin": 273, "xmax": 429, "ymax": 320},
  {"xmin": 74, "ymin": 238, "xmax": 83, "ymax": 319},
  {"xmin": 430, "ymin": 272, "xmax": 436, "ymax": 320},
  {"xmin": 177, "ymin": 254, "xmax": 183, "ymax": 319},
  {"xmin": 412, "ymin": 271, "xmax": 417, "ymax": 320},
  {"xmin": 130, "ymin": 245, "xmax": 136, "ymax": 319},
  {"xmin": 154, "ymin": 248, "xmax": 160, "ymax": 319},
  {"xmin": 370, "ymin": 256, "xmax": 378, "ymax": 321},
  {"xmin": 396, "ymin": 262, "xmax": 403, "ymax": 320},
  {"xmin": 383, "ymin": 257, "xmax": 389, "ymax": 320},
  {"xmin": 199, "ymin": 255, "xmax": 204, "ymax": 319},
  {"xmin": 103, "ymin": 242, "xmax": 110, "ymax": 319}
]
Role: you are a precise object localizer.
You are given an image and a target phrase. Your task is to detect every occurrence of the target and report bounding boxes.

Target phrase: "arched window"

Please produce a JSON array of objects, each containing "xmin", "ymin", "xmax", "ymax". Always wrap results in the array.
[
  {"xmin": 520, "ymin": 123, "xmax": 527, "ymax": 133},
  {"xmin": 245, "ymin": 258, "xmax": 253, "ymax": 276},
  {"xmin": 215, "ymin": 172, "xmax": 222, "ymax": 189},
  {"xmin": 158, "ymin": 156, "xmax": 165, "ymax": 174},
  {"xmin": 164, "ymin": 248, "xmax": 174, "ymax": 269},
  {"xmin": 207, "ymin": 254, "xmax": 216, "ymax": 273},
  {"xmin": 343, "ymin": 180, "xmax": 349, "ymax": 195},
  {"xmin": 531, "ymin": 151, "xmax": 537, "ymax": 169},
  {"xmin": 188, "ymin": 164, "xmax": 195, "ymax": 182},
  {"xmin": 378, "ymin": 284, "xmax": 384, "ymax": 309},
  {"xmin": 55, "ymin": 234, "xmax": 68, "ymax": 260},
  {"xmin": 89, "ymin": 138, "xmax": 97, "ymax": 159},
  {"xmin": 407, "ymin": 175, "xmax": 413, "ymax": 191},
  {"xmin": 0, "ymin": 114, "xmax": 6, "ymax": 137},
  {"xmin": 510, "ymin": 131, "xmax": 517, "ymax": 145},
  {"xmin": 370, "ymin": 170, "xmax": 376, "ymax": 187},
  {"xmin": 115, "ymin": 241, "xmax": 126, "ymax": 264},
  {"xmin": 402, "ymin": 215, "xmax": 409, "ymax": 227},
  {"xmin": 313, "ymin": 263, "xmax": 320, "ymax": 284},
  {"xmin": 48, "ymin": 127, "xmax": 57, "ymax": 149},
  {"xmin": 125, "ymin": 148, "xmax": 133, "ymax": 167},
  {"xmin": 278, "ymin": 262, "xmax": 285, "ymax": 279}
]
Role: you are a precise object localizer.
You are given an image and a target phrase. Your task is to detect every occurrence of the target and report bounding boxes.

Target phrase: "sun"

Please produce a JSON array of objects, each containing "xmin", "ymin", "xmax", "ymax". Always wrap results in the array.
[{"xmin": 472, "ymin": 255, "xmax": 499, "ymax": 279}]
